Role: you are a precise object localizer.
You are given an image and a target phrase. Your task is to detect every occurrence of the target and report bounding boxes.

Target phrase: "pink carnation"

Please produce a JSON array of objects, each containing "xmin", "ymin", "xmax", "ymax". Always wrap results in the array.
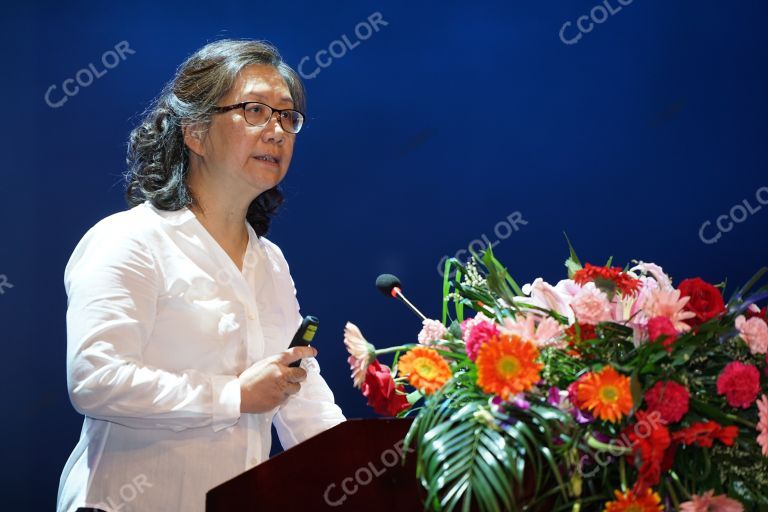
[
  {"xmin": 570, "ymin": 284, "xmax": 612, "ymax": 325},
  {"xmin": 644, "ymin": 380, "xmax": 690, "ymax": 423},
  {"xmin": 460, "ymin": 315, "xmax": 486, "ymax": 339},
  {"xmin": 716, "ymin": 362, "xmax": 761, "ymax": 409},
  {"xmin": 735, "ymin": 315, "xmax": 768, "ymax": 355},
  {"xmin": 418, "ymin": 319, "xmax": 448, "ymax": 346},
  {"xmin": 464, "ymin": 318, "xmax": 499, "ymax": 361},
  {"xmin": 757, "ymin": 394, "xmax": 768, "ymax": 457}
]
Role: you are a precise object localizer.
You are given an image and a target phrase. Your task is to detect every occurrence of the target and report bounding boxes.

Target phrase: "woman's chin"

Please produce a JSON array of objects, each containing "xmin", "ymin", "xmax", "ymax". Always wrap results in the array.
[{"xmin": 244, "ymin": 176, "xmax": 285, "ymax": 196}]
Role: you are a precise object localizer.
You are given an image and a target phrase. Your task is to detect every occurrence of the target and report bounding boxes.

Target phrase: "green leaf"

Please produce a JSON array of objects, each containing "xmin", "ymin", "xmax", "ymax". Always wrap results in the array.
[
  {"xmin": 481, "ymin": 248, "xmax": 523, "ymax": 304},
  {"xmin": 689, "ymin": 398, "xmax": 732, "ymax": 424},
  {"xmin": 564, "ymin": 232, "xmax": 583, "ymax": 278},
  {"xmin": 411, "ymin": 389, "xmax": 532, "ymax": 512},
  {"xmin": 671, "ymin": 342, "xmax": 698, "ymax": 367},
  {"xmin": 442, "ymin": 258, "xmax": 457, "ymax": 325},
  {"xmin": 448, "ymin": 319, "xmax": 462, "ymax": 339},
  {"xmin": 731, "ymin": 266, "xmax": 767, "ymax": 302},
  {"xmin": 406, "ymin": 389, "xmax": 423, "ymax": 405},
  {"xmin": 630, "ymin": 372, "xmax": 643, "ymax": 412}
]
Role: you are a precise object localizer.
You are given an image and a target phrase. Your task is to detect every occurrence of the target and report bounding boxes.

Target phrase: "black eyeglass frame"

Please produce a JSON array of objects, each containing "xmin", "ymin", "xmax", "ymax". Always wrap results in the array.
[{"xmin": 210, "ymin": 101, "xmax": 305, "ymax": 134}]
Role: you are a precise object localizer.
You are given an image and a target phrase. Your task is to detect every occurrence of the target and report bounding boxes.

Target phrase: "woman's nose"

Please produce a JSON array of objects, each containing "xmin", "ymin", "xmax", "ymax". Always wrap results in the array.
[{"xmin": 261, "ymin": 112, "xmax": 285, "ymax": 145}]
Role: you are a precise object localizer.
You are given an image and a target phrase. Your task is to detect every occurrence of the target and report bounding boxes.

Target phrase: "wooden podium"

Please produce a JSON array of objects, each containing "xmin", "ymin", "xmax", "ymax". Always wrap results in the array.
[{"xmin": 206, "ymin": 419, "xmax": 424, "ymax": 511}]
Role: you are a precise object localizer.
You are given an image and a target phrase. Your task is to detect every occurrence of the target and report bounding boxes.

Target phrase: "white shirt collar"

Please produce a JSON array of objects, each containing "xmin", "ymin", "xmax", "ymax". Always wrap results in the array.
[{"xmin": 142, "ymin": 200, "xmax": 197, "ymax": 226}]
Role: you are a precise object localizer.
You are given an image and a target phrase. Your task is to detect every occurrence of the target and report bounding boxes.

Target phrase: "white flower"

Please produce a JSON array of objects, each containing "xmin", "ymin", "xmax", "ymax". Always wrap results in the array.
[
  {"xmin": 344, "ymin": 322, "xmax": 375, "ymax": 389},
  {"xmin": 630, "ymin": 261, "xmax": 673, "ymax": 290},
  {"xmin": 515, "ymin": 278, "xmax": 576, "ymax": 323}
]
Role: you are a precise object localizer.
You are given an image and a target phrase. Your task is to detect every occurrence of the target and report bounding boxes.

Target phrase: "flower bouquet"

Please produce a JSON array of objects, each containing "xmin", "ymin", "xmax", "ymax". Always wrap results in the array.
[{"xmin": 344, "ymin": 243, "xmax": 768, "ymax": 511}]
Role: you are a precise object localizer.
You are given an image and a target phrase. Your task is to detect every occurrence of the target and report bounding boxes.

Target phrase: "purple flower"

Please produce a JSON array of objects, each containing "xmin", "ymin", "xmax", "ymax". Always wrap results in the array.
[
  {"xmin": 571, "ymin": 407, "xmax": 595, "ymax": 425},
  {"xmin": 547, "ymin": 386, "xmax": 565, "ymax": 407},
  {"xmin": 511, "ymin": 393, "xmax": 531, "ymax": 410}
]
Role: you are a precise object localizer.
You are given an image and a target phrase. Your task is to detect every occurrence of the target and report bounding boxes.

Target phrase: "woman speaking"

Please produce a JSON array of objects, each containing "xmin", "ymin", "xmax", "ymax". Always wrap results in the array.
[{"xmin": 56, "ymin": 39, "xmax": 345, "ymax": 512}]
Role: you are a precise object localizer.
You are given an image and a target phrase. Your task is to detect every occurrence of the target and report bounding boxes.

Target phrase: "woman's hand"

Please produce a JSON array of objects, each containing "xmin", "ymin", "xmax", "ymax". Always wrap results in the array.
[{"xmin": 238, "ymin": 346, "xmax": 318, "ymax": 414}]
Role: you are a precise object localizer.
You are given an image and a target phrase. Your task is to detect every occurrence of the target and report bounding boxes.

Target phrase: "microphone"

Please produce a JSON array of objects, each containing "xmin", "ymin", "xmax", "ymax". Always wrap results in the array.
[{"xmin": 375, "ymin": 273, "xmax": 428, "ymax": 321}]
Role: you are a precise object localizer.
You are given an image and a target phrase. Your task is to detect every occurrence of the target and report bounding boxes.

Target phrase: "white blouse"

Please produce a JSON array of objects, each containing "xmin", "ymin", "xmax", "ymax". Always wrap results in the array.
[{"xmin": 56, "ymin": 201, "xmax": 345, "ymax": 512}]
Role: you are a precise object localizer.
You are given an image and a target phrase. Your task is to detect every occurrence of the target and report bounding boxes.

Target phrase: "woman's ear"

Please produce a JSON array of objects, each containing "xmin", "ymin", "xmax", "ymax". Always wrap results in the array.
[{"xmin": 182, "ymin": 122, "xmax": 206, "ymax": 157}]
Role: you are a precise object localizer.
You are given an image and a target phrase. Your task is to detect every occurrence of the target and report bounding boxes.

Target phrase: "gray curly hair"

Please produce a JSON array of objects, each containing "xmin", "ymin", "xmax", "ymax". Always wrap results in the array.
[{"xmin": 125, "ymin": 39, "xmax": 306, "ymax": 236}]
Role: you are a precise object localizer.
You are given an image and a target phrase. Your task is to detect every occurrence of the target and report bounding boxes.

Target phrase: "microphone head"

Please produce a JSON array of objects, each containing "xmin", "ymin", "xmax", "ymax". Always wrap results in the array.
[{"xmin": 375, "ymin": 273, "xmax": 401, "ymax": 297}]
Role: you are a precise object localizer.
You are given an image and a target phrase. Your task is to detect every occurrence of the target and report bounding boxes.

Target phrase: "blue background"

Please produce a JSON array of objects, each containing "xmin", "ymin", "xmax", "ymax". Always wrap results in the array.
[{"xmin": 1, "ymin": 1, "xmax": 767, "ymax": 508}]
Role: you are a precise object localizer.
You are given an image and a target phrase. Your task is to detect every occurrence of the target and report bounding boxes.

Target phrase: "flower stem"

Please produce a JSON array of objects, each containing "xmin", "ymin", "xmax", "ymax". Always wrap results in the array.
[
  {"xmin": 375, "ymin": 345, "xmax": 413, "ymax": 355},
  {"xmin": 619, "ymin": 457, "xmax": 627, "ymax": 493},
  {"xmin": 669, "ymin": 471, "xmax": 691, "ymax": 501},
  {"xmin": 725, "ymin": 413, "xmax": 756, "ymax": 429},
  {"xmin": 664, "ymin": 478, "xmax": 680, "ymax": 509},
  {"xmin": 585, "ymin": 435, "xmax": 632, "ymax": 456}
]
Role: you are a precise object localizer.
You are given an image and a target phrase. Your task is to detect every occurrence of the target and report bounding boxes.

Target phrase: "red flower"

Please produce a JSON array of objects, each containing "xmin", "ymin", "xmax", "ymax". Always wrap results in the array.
[
  {"xmin": 677, "ymin": 277, "xmax": 725, "ymax": 327},
  {"xmin": 672, "ymin": 421, "xmax": 738, "ymax": 448},
  {"xmin": 644, "ymin": 381, "xmax": 690, "ymax": 424},
  {"xmin": 565, "ymin": 323, "xmax": 596, "ymax": 357},
  {"xmin": 716, "ymin": 361, "xmax": 761, "ymax": 409},
  {"xmin": 747, "ymin": 305, "xmax": 768, "ymax": 320},
  {"xmin": 361, "ymin": 360, "xmax": 410, "ymax": 417},
  {"xmin": 573, "ymin": 263, "xmax": 641, "ymax": 296},
  {"xmin": 715, "ymin": 425, "xmax": 739, "ymax": 446},
  {"xmin": 646, "ymin": 316, "xmax": 678, "ymax": 352},
  {"xmin": 567, "ymin": 377, "xmax": 583, "ymax": 407},
  {"xmin": 624, "ymin": 410, "xmax": 671, "ymax": 491},
  {"xmin": 566, "ymin": 323, "xmax": 597, "ymax": 343}
]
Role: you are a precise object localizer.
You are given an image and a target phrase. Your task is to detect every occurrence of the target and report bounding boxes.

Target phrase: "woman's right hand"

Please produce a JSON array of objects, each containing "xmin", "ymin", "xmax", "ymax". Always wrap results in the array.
[{"xmin": 238, "ymin": 346, "xmax": 317, "ymax": 414}]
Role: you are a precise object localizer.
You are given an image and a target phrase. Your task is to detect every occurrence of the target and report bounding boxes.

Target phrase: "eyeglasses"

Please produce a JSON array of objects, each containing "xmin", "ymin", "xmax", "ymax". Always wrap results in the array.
[{"xmin": 210, "ymin": 101, "xmax": 305, "ymax": 134}]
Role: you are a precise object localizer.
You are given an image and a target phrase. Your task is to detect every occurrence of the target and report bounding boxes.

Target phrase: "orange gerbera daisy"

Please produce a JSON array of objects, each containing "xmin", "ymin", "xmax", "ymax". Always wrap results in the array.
[
  {"xmin": 603, "ymin": 488, "xmax": 663, "ymax": 512},
  {"xmin": 475, "ymin": 334, "xmax": 543, "ymax": 399},
  {"xmin": 397, "ymin": 347, "xmax": 451, "ymax": 394},
  {"xmin": 575, "ymin": 366, "xmax": 633, "ymax": 423}
]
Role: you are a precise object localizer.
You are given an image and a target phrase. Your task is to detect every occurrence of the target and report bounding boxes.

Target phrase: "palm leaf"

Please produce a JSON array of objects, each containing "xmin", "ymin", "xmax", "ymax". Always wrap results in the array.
[{"xmin": 420, "ymin": 404, "xmax": 516, "ymax": 512}]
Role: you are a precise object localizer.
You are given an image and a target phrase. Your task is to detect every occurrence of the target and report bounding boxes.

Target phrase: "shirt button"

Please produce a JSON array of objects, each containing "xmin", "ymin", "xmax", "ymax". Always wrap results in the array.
[{"xmin": 247, "ymin": 310, "xmax": 256, "ymax": 320}]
